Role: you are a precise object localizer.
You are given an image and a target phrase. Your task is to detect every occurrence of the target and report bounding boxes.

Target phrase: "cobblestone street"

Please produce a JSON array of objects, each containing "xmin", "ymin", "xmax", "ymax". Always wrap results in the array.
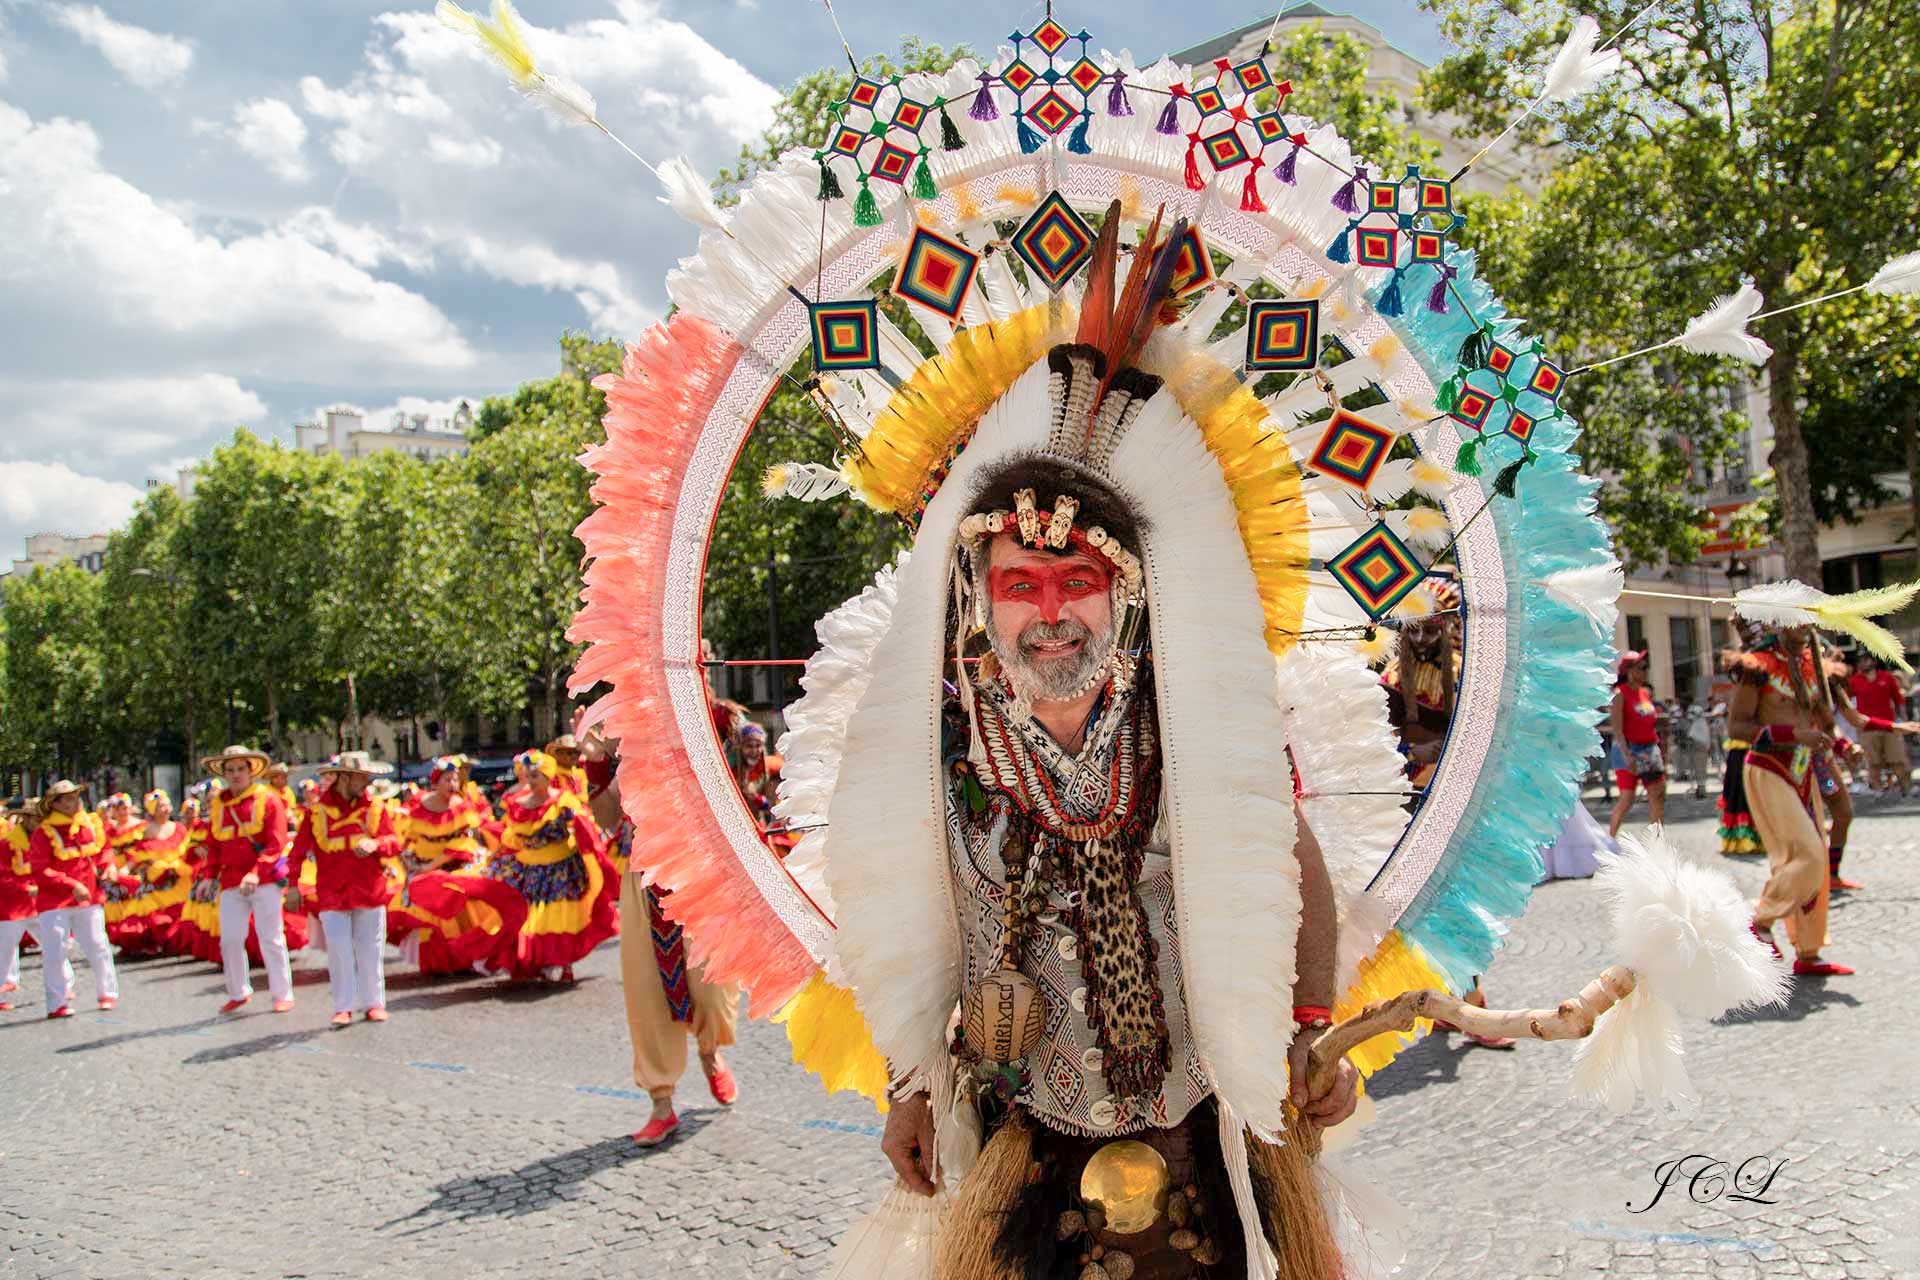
[{"xmin": 2, "ymin": 800, "xmax": 1915, "ymax": 1279}]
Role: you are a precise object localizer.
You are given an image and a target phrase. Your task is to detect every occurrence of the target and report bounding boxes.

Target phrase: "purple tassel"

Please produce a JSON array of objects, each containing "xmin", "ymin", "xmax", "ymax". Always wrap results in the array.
[
  {"xmin": 1331, "ymin": 164, "xmax": 1367, "ymax": 214},
  {"xmin": 1426, "ymin": 264, "xmax": 1456, "ymax": 314},
  {"xmin": 970, "ymin": 74, "xmax": 999, "ymax": 122},
  {"xmin": 1107, "ymin": 72, "xmax": 1133, "ymax": 118},
  {"xmin": 1155, "ymin": 96, "xmax": 1180, "ymax": 136},
  {"xmin": 1272, "ymin": 142, "xmax": 1299, "ymax": 185}
]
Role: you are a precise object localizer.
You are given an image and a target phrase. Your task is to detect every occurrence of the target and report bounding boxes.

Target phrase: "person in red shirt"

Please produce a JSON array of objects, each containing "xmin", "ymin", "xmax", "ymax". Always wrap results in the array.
[
  {"xmin": 1, "ymin": 798, "xmax": 44, "ymax": 1012},
  {"xmin": 290, "ymin": 752, "xmax": 403, "ymax": 1027},
  {"xmin": 201, "ymin": 745, "xmax": 296, "ymax": 1014},
  {"xmin": 26, "ymin": 780, "xmax": 121, "ymax": 1017},
  {"xmin": 1848, "ymin": 652, "xmax": 1912, "ymax": 796},
  {"xmin": 1607, "ymin": 651, "xmax": 1668, "ymax": 837}
]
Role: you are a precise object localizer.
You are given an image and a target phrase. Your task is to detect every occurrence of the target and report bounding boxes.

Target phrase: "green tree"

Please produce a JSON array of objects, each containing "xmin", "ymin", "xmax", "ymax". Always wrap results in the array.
[
  {"xmin": 1423, "ymin": 0, "xmax": 1920, "ymax": 576},
  {"xmin": 176, "ymin": 430, "xmax": 347, "ymax": 751},
  {"xmin": 98, "ymin": 486, "xmax": 216, "ymax": 770},
  {"xmin": 1265, "ymin": 27, "xmax": 1442, "ymax": 176},
  {"xmin": 1, "ymin": 564, "xmax": 105, "ymax": 776},
  {"xmin": 456, "ymin": 338, "xmax": 611, "ymax": 733}
]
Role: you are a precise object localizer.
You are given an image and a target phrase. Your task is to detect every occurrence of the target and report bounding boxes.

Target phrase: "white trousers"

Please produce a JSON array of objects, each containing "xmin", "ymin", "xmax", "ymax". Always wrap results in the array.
[
  {"xmin": 36, "ymin": 905, "xmax": 118, "ymax": 1007},
  {"xmin": 218, "ymin": 886, "xmax": 292, "ymax": 1002},
  {"xmin": 1, "ymin": 917, "xmax": 23, "ymax": 987},
  {"xmin": 320, "ymin": 907, "xmax": 387, "ymax": 1014}
]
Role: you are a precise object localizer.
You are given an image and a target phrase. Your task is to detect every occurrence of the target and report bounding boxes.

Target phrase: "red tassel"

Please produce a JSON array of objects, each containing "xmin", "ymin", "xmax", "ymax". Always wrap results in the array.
[
  {"xmin": 1240, "ymin": 168, "xmax": 1267, "ymax": 213},
  {"xmin": 1183, "ymin": 137, "xmax": 1202, "ymax": 192}
]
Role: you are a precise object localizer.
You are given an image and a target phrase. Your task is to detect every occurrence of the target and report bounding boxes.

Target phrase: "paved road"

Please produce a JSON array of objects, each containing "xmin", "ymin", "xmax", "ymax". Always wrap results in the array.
[{"xmin": 2, "ymin": 799, "xmax": 1914, "ymax": 1278}]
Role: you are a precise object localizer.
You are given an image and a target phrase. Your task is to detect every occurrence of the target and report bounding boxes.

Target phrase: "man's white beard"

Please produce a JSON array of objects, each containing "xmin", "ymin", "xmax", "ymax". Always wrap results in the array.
[{"xmin": 991, "ymin": 614, "xmax": 1116, "ymax": 704}]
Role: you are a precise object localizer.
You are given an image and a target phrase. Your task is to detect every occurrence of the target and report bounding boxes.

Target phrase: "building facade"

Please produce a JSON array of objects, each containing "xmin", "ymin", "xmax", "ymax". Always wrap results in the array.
[
  {"xmin": 0, "ymin": 531, "xmax": 111, "ymax": 600},
  {"xmin": 292, "ymin": 403, "xmax": 475, "ymax": 462}
]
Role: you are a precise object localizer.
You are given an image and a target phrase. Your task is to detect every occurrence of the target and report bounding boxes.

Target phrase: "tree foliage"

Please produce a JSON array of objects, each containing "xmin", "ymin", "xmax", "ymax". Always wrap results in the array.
[
  {"xmin": 1423, "ymin": 0, "xmax": 1920, "ymax": 576},
  {"xmin": 1, "ymin": 565, "xmax": 105, "ymax": 775}
]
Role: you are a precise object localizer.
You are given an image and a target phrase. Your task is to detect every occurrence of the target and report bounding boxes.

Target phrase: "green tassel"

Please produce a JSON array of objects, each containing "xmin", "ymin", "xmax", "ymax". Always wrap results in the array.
[
  {"xmin": 939, "ymin": 104, "xmax": 965, "ymax": 151},
  {"xmin": 852, "ymin": 177, "xmax": 881, "ymax": 227},
  {"xmin": 817, "ymin": 160, "xmax": 843, "ymax": 202},
  {"xmin": 1492, "ymin": 455, "xmax": 1525, "ymax": 498},
  {"xmin": 911, "ymin": 155, "xmax": 938, "ymax": 201},
  {"xmin": 1458, "ymin": 324, "xmax": 1493, "ymax": 369},
  {"xmin": 1435, "ymin": 373, "xmax": 1461, "ymax": 412},
  {"xmin": 1454, "ymin": 434, "xmax": 1483, "ymax": 476}
]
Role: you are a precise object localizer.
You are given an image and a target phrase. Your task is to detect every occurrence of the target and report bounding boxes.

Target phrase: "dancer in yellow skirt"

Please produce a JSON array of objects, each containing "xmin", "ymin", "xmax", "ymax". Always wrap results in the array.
[
  {"xmin": 109, "ymin": 791, "xmax": 192, "ymax": 956},
  {"xmin": 484, "ymin": 750, "xmax": 617, "ymax": 982},
  {"xmin": 98, "ymin": 793, "xmax": 146, "ymax": 950},
  {"xmin": 389, "ymin": 757, "xmax": 525, "ymax": 975}
]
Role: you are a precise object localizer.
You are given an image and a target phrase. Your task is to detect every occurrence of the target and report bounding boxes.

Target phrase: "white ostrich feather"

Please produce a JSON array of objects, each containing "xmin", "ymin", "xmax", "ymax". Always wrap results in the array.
[
  {"xmin": 762, "ymin": 461, "xmax": 852, "ymax": 503},
  {"xmin": 1543, "ymin": 15, "xmax": 1623, "ymax": 102},
  {"xmin": 1865, "ymin": 250, "xmax": 1920, "ymax": 297},
  {"xmin": 657, "ymin": 154, "xmax": 728, "ymax": 231},
  {"xmin": 1397, "ymin": 504, "xmax": 1454, "ymax": 550},
  {"xmin": 526, "ymin": 71, "xmax": 597, "ymax": 127},
  {"xmin": 1677, "ymin": 283, "xmax": 1773, "ymax": 365},
  {"xmin": 1540, "ymin": 560, "xmax": 1625, "ymax": 634},
  {"xmin": 1571, "ymin": 827, "xmax": 1788, "ymax": 1111},
  {"xmin": 1730, "ymin": 579, "xmax": 1826, "ymax": 628},
  {"xmin": 1409, "ymin": 457, "xmax": 1457, "ymax": 501}
]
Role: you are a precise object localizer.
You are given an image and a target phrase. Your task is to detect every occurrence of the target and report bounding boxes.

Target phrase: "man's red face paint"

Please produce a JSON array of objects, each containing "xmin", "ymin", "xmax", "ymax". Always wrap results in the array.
[{"xmin": 988, "ymin": 557, "xmax": 1111, "ymax": 624}]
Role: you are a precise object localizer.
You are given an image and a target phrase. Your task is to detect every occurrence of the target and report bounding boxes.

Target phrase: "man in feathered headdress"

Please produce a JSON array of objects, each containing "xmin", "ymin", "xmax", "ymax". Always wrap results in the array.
[{"xmin": 842, "ymin": 207, "xmax": 1360, "ymax": 1279}]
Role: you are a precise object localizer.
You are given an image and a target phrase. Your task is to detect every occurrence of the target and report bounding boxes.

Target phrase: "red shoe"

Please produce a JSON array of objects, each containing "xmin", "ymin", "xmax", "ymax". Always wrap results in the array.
[
  {"xmin": 705, "ymin": 1062, "xmax": 739, "ymax": 1105},
  {"xmin": 633, "ymin": 1111, "xmax": 679, "ymax": 1147},
  {"xmin": 98, "ymin": 997, "xmax": 116, "ymax": 1011},
  {"xmin": 365, "ymin": 1007, "xmax": 388, "ymax": 1022},
  {"xmin": 0, "ymin": 1001, "xmax": 12, "ymax": 1012},
  {"xmin": 47, "ymin": 1005, "xmax": 74, "ymax": 1019},
  {"xmin": 560, "ymin": 966, "xmax": 576, "ymax": 984},
  {"xmin": 1829, "ymin": 875, "xmax": 1863, "ymax": 891},
  {"xmin": 219, "ymin": 996, "xmax": 251, "ymax": 1014},
  {"xmin": 330, "ymin": 1011, "xmax": 353, "ymax": 1028},
  {"xmin": 1750, "ymin": 922, "xmax": 1781, "ymax": 959},
  {"xmin": 1793, "ymin": 958, "xmax": 1855, "ymax": 977},
  {"xmin": 271, "ymin": 998, "xmax": 296, "ymax": 1014},
  {"xmin": 0, "ymin": 980, "xmax": 17, "ymax": 993}
]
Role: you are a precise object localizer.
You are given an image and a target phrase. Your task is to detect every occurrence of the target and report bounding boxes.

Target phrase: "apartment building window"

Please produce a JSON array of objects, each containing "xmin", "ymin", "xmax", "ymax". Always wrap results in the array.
[
  {"xmin": 1669, "ymin": 615, "xmax": 1700, "ymax": 700},
  {"xmin": 1625, "ymin": 614, "xmax": 1647, "ymax": 657}
]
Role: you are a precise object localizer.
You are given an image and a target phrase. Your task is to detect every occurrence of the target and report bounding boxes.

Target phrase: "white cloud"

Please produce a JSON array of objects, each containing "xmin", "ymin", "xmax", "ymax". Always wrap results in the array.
[
  {"xmin": 0, "ymin": 101, "xmax": 475, "ymax": 380},
  {"xmin": 225, "ymin": 97, "xmax": 311, "ymax": 183},
  {"xmin": 0, "ymin": 461, "xmax": 143, "ymax": 551},
  {"xmin": 278, "ymin": 206, "xmax": 433, "ymax": 273},
  {"xmin": 0, "ymin": 373, "xmax": 266, "ymax": 462},
  {"xmin": 296, "ymin": 1, "xmax": 780, "ymax": 340},
  {"xmin": 49, "ymin": 4, "xmax": 193, "ymax": 92}
]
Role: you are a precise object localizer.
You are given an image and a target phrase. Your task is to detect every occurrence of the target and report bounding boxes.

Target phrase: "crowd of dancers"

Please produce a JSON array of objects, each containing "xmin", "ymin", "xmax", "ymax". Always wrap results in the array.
[{"xmin": 0, "ymin": 736, "xmax": 619, "ymax": 1022}]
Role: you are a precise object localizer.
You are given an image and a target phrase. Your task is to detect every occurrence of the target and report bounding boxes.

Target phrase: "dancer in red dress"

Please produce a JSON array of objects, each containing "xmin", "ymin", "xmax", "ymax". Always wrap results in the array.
[{"xmin": 484, "ymin": 750, "xmax": 618, "ymax": 982}]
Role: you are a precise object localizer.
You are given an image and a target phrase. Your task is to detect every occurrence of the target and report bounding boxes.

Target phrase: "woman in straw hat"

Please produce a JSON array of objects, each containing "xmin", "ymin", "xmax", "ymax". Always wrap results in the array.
[
  {"xmin": 26, "ymin": 780, "xmax": 120, "ymax": 1017},
  {"xmin": 290, "ymin": 752, "xmax": 403, "ymax": 1026},
  {"xmin": 388, "ymin": 756, "xmax": 525, "ymax": 976},
  {"xmin": 105, "ymin": 790, "xmax": 193, "ymax": 957},
  {"xmin": 200, "ymin": 745, "xmax": 298, "ymax": 1014}
]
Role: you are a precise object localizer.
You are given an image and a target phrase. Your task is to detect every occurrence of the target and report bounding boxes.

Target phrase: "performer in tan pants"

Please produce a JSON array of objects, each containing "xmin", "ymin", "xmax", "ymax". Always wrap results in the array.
[{"xmin": 577, "ymin": 709, "xmax": 740, "ymax": 1147}]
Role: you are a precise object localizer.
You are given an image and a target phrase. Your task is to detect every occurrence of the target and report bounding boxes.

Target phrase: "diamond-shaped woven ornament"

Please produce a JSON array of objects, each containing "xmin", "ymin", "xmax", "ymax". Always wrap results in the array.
[
  {"xmin": 894, "ymin": 226, "xmax": 980, "ymax": 320},
  {"xmin": 807, "ymin": 299, "xmax": 881, "ymax": 371},
  {"xmin": 1308, "ymin": 410, "xmax": 1397, "ymax": 491},
  {"xmin": 1328, "ymin": 524, "xmax": 1428, "ymax": 620},
  {"xmin": 1011, "ymin": 192, "xmax": 1097, "ymax": 292},
  {"xmin": 1244, "ymin": 299, "xmax": 1319, "ymax": 371}
]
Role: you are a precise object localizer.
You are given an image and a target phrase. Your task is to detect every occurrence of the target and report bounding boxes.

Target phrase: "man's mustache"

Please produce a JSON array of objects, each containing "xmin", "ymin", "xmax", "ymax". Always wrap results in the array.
[{"xmin": 1017, "ymin": 618, "xmax": 1093, "ymax": 657}]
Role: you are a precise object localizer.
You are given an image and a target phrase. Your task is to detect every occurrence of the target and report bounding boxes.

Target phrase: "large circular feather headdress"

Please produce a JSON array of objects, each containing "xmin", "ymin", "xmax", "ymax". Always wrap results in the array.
[{"xmin": 567, "ymin": 27, "xmax": 1617, "ymax": 1108}]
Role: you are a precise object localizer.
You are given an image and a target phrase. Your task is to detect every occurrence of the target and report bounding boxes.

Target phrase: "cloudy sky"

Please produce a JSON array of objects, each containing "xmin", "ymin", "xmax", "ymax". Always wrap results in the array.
[{"xmin": 0, "ymin": 0, "xmax": 1445, "ymax": 554}]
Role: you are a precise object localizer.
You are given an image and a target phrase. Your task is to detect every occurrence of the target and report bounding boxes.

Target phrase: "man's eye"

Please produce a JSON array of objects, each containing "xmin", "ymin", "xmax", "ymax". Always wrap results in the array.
[
  {"xmin": 1067, "ymin": 578, "xmax": 1094, "ymax": 590},
  {"xmin": 1006, "ymin": 581, "xmax": 1033, "ymax": 592}
]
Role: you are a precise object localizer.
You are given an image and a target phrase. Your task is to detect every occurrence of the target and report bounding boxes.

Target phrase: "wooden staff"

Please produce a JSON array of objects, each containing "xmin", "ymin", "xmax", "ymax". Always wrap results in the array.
[{"xmin": 1299, "ymin": 965, "xmax": 1639, "ymax": 1156}]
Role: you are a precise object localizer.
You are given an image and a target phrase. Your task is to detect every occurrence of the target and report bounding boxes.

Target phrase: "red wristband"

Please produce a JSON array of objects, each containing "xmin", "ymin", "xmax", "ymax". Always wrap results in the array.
[
  {"xmin": 1764, "ymin": 723, "xmax": 1797, "ymax": 745},
  {"xmin": 1292, "ymin": 1005, "xmax": 1333, "ymax": 1025},
  {"xmin": 1866, "ymin": 716, "xmax": 1895, "ymax": 732}
]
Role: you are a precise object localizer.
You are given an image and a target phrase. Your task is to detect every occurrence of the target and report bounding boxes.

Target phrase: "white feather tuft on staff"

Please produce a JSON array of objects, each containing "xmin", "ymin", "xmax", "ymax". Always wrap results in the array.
[
  {"xmin": 657, "ymin": 155, "xmax": 729, "ymax": 232},
  {"xmin": 1730, "ymin": 578, "xmax": 1825, "ymax": 629},
  {"xmin": 1866, "ymin": 251, "xmax": 1920, "ymax": 297},
  {"xmin": 1571, "ymin": 827, "xmax": 1788, "ymax": 1112},
  {"xmin": 1677, "ymin": 283, "xmax": 1773, "ymax": 365},
  {"xmin": 762, "ymin": 461, "xmax": 852, "ymax": 503},
  {"xmin": 1543, "ymin": 15, "xmax": 1623, "ymax": 102},
  {"xmin": 1408, "ymin": 457, "xmax": 1456, "ymax": 501},
  {"xmin": 1399, "ymin": 505, "xmax": 1453, "ymax": 550},
  {"xmin": 1539, "ymin": 560, "xmax": 1625, "ymax": 635}
]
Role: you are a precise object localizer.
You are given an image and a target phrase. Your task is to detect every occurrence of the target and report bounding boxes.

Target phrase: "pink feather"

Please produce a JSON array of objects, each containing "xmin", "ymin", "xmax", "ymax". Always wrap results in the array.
[{"xmin": 568, "ymin": 314, "xmax": 817, "ymax": 1016}]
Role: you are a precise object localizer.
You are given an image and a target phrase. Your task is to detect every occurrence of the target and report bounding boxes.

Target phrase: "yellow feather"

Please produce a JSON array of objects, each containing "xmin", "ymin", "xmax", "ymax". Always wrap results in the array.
[
  {"xmin": 845, "ymin": 303, "xmax": 1074, "ymax": 515},
  {"xmin": 1356, "ymin": 626, "xmax": 1396, "ymax": 665},
  {"xmin": 484, "ymin": 0, "xmax": 539, "ymax": 84},
  {"xmin": 1810, "ymin": 579, "xmax": 1920, "ymax": 622},
  {"xmin": 771, "ymin": 972, "xmax": 892, "ymax": 1110},
  {"xmin": 1368, "ymin": 333, "xmax": 1403, "ymax": 366},
  {"xmin": 1334, "ymin": 930, "xmax": 1450, "ymax": 1077},
  {"xmin": 951, "ymin": 183, "xmax": 981, "ymax": 224},
  {"xmin": 760, "ymin": 464, "xmax": 789, "ymax": 499},
  {"xmin": 1821, "ymin": 613, "xmax": 1912, "ymax": 673}
]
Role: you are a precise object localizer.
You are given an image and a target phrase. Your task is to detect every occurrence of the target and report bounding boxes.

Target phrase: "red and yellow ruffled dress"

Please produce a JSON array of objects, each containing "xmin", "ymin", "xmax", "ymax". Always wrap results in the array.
[
  {"xmin": 483, "ymin": 790, "xmax": 617, "ymax": 975},
  {"xmin": 107, "ymin": 822, "xmax": 192, "ymax": 953},
  {"xmin": 171, "ymin": 817, "xmax": 223, "ymax": 961},
  {"xmin": 99, "ymin": 819, "xmax": 147, "ymax": 948},
  {"xmin": 388, "ymin": 795, "xmax": 526, "ymax": 972}
]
